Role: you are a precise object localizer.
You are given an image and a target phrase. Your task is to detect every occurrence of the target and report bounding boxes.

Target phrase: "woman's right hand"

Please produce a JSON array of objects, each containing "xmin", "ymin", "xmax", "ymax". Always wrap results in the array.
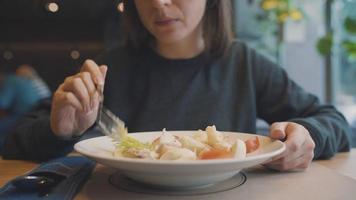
[{"xmin": 50, "ymin": 59, "xmax": 107, "ymax": 139}]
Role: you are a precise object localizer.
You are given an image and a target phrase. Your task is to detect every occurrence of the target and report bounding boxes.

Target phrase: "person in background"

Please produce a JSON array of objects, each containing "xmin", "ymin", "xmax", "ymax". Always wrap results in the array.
[
  {"xmin": 2, "ymin": 0, "xmax": 351, "ymax": 170},
  {"xmin": 0, "ymin": 66, "xmax": 44, "ymax": 151},
  {"xmin": 0, "ymin": 67, "xmax": 44, "ymax": 117},
  {"xmin": 16, "ymin": 64, "xmax": 51, "ymax": 100}
]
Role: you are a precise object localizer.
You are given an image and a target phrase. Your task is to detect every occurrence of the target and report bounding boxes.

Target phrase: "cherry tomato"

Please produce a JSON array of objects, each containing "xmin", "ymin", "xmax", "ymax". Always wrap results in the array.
[
  {"xmin": 245, "ymin": 136, "xmax": 260, "ymax": 153},
  {"xmin": 199, "ymin": 149, "xmax": 233, "ymax": 159}
]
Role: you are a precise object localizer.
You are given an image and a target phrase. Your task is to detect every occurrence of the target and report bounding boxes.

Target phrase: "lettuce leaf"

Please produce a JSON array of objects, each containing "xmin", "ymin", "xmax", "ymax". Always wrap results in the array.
[{"xmin": 116, "ymin": 136, "xmax": 152, "ymax": 157}]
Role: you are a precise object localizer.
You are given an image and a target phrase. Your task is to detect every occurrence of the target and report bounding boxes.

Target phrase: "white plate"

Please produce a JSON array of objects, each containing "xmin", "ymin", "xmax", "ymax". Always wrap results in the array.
[{"xmin": 74, "ymin": 131, "xmax": 285, "ymax": 188}]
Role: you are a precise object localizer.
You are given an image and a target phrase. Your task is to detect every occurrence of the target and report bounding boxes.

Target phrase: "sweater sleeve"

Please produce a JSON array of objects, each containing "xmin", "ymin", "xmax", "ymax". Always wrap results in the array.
[
  {"xmin": 246, "ymin": 44, "xmax": 352, "ymax": 159},
  {"xmin": 1, "ymin": 99, "xmax": 80, "ymax": 162}
]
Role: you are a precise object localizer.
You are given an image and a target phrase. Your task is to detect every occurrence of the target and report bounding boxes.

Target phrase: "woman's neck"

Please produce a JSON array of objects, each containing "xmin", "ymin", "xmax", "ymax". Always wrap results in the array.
[{"xmin": 155, "ymin": 27, "xmax": 205, "ymax": 59}]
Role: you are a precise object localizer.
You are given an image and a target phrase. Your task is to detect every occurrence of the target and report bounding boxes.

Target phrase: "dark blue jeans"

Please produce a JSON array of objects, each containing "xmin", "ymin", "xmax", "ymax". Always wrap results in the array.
[{"xmin": 0, "ymin": 116, "xmax": 19, "ymax": 153}]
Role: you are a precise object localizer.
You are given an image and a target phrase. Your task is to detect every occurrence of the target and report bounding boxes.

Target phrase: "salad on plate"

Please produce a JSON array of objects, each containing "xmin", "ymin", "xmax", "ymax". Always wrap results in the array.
[{"xmin": 113, "ymin": 125, "xmax": 260, "ymax": 161}]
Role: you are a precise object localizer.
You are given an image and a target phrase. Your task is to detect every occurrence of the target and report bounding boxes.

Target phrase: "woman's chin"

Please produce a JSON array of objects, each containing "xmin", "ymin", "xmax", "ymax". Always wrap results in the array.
[{"xmin": 155, "ymin": 34, "xmax": 189, "ymax": 46}]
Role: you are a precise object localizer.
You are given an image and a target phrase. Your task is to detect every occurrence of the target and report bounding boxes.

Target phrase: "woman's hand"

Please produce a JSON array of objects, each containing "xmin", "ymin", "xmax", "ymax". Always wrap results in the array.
[
  {"xmin": 50, "ymin": 59, "xmax": 107, "ymax": 139},
  {"xmin": 264, "ymin": 122, "xmax": 315, "ymax": 171}
]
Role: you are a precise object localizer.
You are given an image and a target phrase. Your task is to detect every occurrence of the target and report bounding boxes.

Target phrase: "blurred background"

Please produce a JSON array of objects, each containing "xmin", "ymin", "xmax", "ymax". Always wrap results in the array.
[
  {"xmin": 0, "ymin": 0, "xmax": 355, "ymax": 145},
  {"xmin": 0, "ymin": 0, "xmax": 121, "ymax": 91}
]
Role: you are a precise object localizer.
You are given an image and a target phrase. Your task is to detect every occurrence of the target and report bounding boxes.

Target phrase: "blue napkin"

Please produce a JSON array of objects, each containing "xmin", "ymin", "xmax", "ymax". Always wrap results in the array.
[{"xmin": 0, "ymin": 156, "xmax": 96, "ymax": 200}]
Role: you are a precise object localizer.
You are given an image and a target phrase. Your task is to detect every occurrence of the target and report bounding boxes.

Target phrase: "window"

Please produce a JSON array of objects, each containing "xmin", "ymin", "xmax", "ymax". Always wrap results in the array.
[{"xmin": 329, "ymin": 0, "xmax": 356, "ymax": 126}]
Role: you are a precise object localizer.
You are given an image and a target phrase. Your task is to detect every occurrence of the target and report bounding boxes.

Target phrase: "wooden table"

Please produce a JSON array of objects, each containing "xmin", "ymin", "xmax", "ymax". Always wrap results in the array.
[{"xmin": 1, "ymin": 149, "xmax": 356, "ymax": 200}]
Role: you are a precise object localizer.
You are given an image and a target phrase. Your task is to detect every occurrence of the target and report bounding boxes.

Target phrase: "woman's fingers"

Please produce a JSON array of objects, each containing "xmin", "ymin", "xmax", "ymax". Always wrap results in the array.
[
  {"xmin": 57, "ymin": 60, "xmax": 108, "ymax": 113},
  {"xmin": 50, "ymin": 60, "xmax": 107, "ymax": 137},
  {"xmin": 265, "ymin": 154, "xmax": 303, "ymax": 171},
  {"xmin": 99, "ymin": 65, "xmax": 108, "ymax": 82},
  {"xmin": 265, "ymin": 148, "xmax": 287, "ymax": 163},
  {"xmin": 283, "ymin": 124, "xmax": 315, "ymax": 163},
  {"xmin": 81, "ymin": 59, "xmax": 106, "ymax": 85},
  {"xmin": 270, "ymin": 122, "xmax": 287, "ymax": 140},
  {"xmin": 61, "ymin": 76, "xmax": 91, "ymax": 113},
  {"xmin": 265, "ymin": 151, "xmax": 313, "ymax": 171},
  {"xmin": 78, "ymin": 72, "xmax": 96, "ymax": 108},
  {"xmin": 79, "ymin": 72, "xmax": 96, "ymax": 95},
  {"xmin": 266, "ymin": 122, "xmax": 289, "ymax": 162},
  {"xmin": 264, "ymin": 147, "xmax": 304, "ymax": 166},
  {"xmin": 264, "ymin": 122, "xmax": 315, "ymax": 171},
  {"xmin": 276, "ymin": 127, "xmax": 307, "ymax": 162},
  {"xmin": 55, "ymin": 90, "xmax": 83, "ymax": 111},
  {"xmin": 81, "ymin": 60, "xmax": 107, "ymax": 108},
  {"xmin": 285, "ymin": 124, "xmax": 307, "ymax": 151},
  {"xmin": 91, "ymin": 90, "xmax": 100, "ymax": 110}
]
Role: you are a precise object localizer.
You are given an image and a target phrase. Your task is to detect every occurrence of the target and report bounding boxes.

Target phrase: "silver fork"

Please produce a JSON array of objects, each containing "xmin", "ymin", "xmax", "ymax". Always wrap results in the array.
[{"xmin": 95, "ymin": 84, "xmax": 126, "ymax": 141}]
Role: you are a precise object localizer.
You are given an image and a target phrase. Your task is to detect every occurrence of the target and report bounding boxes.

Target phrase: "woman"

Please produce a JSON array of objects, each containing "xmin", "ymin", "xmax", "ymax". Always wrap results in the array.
[{"xmin": 3, "ymin": 0, "xmax": 351, "ymax": 169}]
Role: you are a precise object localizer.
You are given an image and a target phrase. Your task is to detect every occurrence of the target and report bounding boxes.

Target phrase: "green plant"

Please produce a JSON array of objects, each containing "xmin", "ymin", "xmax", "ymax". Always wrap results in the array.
[
  {"xmin": 342, "ymin": 40, "xmax": 356, "ymax": 59},
  {"xmin": 317, "ymin": 16, "xmax": 356, "ymax": 60},
  {"xmin": 255, "ymin": 0, "xmax": 304, "ymax": 63},
  {"xmin": 317, "ymin": 34, "xmax": 333, "ymax": 56},
  {"xmin": 344, "ymin": 17, "xmax": 356, "ymax": 34}
]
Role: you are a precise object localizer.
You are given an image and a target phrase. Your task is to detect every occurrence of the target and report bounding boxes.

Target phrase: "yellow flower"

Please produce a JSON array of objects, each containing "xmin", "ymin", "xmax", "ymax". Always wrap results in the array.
[
  {"xmin": 290, "ymin": 9, "xmax": 303, "ymax": 21},
  {"xmin": 261, "ymin": 0, "xmax": 279, "ymax": 10}
]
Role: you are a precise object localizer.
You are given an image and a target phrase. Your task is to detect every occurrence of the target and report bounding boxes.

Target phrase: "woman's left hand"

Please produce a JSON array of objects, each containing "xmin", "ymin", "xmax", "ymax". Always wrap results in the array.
[{"xmin": 264, "ymin": 122, "xmax": 315, "ymax": 171}]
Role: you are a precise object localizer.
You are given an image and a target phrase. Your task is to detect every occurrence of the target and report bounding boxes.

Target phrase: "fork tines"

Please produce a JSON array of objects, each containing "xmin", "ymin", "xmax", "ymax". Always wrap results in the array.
[{"xmin": 97, "ymin": 106, "xmax": 124, "ymax": 138}]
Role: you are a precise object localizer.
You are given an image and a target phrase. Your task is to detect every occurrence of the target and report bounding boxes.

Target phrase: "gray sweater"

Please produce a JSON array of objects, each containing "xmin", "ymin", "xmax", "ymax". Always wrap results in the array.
[{"xmin": 2, "ymin": 41, "xmax": 351, "ymax": 161}]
